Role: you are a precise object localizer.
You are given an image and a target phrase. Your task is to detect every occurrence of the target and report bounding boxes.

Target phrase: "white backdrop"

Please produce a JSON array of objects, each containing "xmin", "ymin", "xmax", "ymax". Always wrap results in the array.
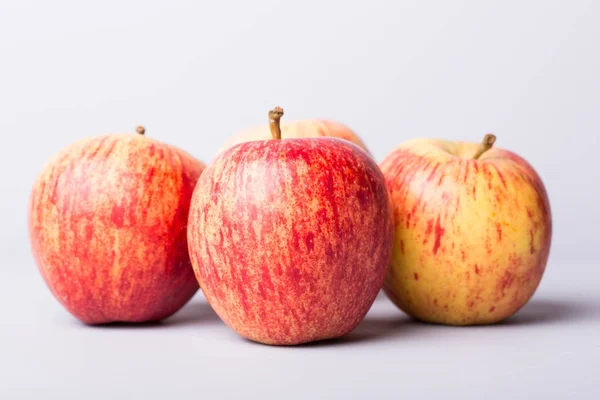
[
  {"xmin": 2, "ymin": 0, "xmax": 598, "ymax": 265},
  {"xmin": 1, "ymin": 1, "xmax": 598, "ymax": 399}
]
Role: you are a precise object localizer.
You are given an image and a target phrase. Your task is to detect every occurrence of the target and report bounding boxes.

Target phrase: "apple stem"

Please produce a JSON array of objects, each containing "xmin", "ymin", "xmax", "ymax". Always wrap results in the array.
[
  {"xmin": 136, "ymin": 126, "xmax": 146, "ymax": 135},
  {"xmin": 268, "ymin": 107, "xmax": 284, "ymax": 140},
  {"xmin": 472, "ymin": 133, "xmax": 496, "ymax": 160}
]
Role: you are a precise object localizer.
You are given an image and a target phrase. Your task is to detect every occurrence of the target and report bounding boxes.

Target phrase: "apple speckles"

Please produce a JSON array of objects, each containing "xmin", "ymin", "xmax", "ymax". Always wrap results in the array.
[
  {"xmin": 110, "ymin": 204, "xmax": 126, "ymax": 227},
  {"xmin": 526, "ymin": 207, "xmax": 534, "ymax": 220},
  {"xmin": 462, "ymin": 162, "xmax": 470, "ymax": 183},
  {"xmin": 287, "ymin": 265, "xmax": 302, "ymax": 294},
  {"xmin": 423, "ymin": 218, "xmax": 434, "ymax": 244},
  {"xmin": 427, "ymin": 164, "xmax": 439, "ymax": 182},
  {"xmin": 489, "ymin": 306, "xmax": 496, "ymax": 312},
  {"xmin": 485, "ymin": 238, "xmax": 493, "ymax": 255},
  {"xmin": 495, "ymin": 166, "xmax": 507, "ymax": 188},
  {"xmin": 83, "ymin": 223, "xmax": 94, "ymax": 242},
  {"xmin": 497, "ymin": 269, "xmax": 516, "ymax": 297},
  {"xmin": 405, "ymin": 212, "xmax": 413, "ymax": 229},
  {"xmin": 414, "ymin": 272, "xmax": 419, "ymax": 281},
  {"xmin": 305, "ymin": 232, "xmax": 315, "ymax": 252},
  {"xmin": 432, "ymin": 215, "xmax": 445, "ymax": 255},
  {"xmin": 483, "ymin": 164, "xmax": 493, "ymax": 190},
  {"xmin": 494, "ymin": 192, "xmax": 502, "ymax": 204},
  {"xmin": 86, "ymin": 135, "xmax": 110, "ymax": 160}
]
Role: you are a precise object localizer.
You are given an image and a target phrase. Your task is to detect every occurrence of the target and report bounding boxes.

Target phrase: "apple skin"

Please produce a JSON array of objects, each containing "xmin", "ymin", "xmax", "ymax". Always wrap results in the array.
[
  {"xmin": 220, "ymin": 119, "xmax": 369, "ymax": 154},
  {"xmin": 188, "ymin": 138, "xmax": 394, "ymax": 345},
  {"xmin": 29, "ymin": 132, "xmax": 205, "ymax": 324},
  {"xmin": 379, "ymin": 138, "xmax": 552, "ymax": 325}
]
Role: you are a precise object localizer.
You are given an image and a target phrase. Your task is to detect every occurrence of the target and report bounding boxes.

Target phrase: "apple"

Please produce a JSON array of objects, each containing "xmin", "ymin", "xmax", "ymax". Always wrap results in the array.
[
  {"xmin": 29, "ymin": 126, "xmax": 205, "ymax": 324},
  {"xmin": 220, "ymin": 118, "xmax": 369, "ymax": 154},
  {"xmin": 187, "ymin": 107, "xmax": 394, "ymax": 345},
  {"xmin": 379, "ymin": 134, "xmax": 552, "ymax": 325}
]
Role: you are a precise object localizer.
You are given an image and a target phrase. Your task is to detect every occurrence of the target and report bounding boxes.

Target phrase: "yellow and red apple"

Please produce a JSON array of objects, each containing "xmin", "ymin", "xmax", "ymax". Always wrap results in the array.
[
  {"xmin": 220, "ymin": 118, "xmax": 369, "ymax": 154},
  {"xmin": 380, "ymin": 135, "xmax": 552, "ymax": 325},
  {"xmin": 29, "ymin": 127, "xmax": 205, "ymax": 324},
  {"xmin": 188, "ymin": 108, "xmax": 394, "ymax": 345}
]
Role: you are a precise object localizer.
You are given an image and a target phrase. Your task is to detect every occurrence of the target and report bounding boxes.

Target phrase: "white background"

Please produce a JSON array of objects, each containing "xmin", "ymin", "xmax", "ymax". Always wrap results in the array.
[{"xmin": 1, "ymin": 1, "xmax": 598, "ymax": 399}]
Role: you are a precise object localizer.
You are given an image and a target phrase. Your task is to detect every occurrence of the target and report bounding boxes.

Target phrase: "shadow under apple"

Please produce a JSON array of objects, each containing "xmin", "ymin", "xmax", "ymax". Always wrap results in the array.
[
  {"xmin": 286, "ymin": 315, "xmax": 419, "ymax": 348},
  {"xmin": 290, "ymin": 296, "xmax": 598, "ymax": 347},
  {"xmin": 71, "ymin": 295, "xmax": 596, "ymax": 339},
  {"xmin": 78, "ymin": 298, "xmax": 222, "ymax": 329},
  {"xmin": 500, "ymin": 297, "xmax": 598, "ymax": 326}
]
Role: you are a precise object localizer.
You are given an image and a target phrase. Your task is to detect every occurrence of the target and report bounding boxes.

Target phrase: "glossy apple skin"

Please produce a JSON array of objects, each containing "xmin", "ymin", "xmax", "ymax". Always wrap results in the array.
[
  {"xmin": 188, "ymin": 138, "xmax": 394, "ymax": 345},
  {"xmin": 220, "ymin": 119, "xmax": 369, "ymax": 155},
  {"xmin": 29, "ymin": 133, "xmax": 205, "ymax": 324},
  {"xmin": 380, "ymin": 139, "xmax": 552, "ymax": 325}
]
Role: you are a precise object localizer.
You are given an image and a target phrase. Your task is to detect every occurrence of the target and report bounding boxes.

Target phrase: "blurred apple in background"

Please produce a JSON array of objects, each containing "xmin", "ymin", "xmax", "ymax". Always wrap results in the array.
[
  {"xmin": 29, "ymin": 127, "xmax": 205, "ymax": 324},
  {"xmin": 220, "ymin": 118, "xmax": 369, "ymax": 154},
  {"xmin": 380, "ymin": 134, "xmax": 552, "ymax": 325},
  {"xmin": 188, "ymin": 107, "xmax": 393, "ymax": 345}
]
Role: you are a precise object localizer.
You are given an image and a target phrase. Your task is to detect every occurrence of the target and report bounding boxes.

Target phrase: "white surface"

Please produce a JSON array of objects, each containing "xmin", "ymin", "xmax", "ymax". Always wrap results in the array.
[
  {"xmin": 2, "ymin": 261, "xmax": 599, "ymax": 399},
  {"xmin": 1, "ymin": 1, "xmax": 599, "ymax": 398}
]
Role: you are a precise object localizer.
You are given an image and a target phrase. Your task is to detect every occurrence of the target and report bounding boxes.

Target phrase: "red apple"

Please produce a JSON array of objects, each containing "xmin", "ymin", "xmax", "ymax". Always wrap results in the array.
[
  {"xmin": 379, "ymin": 134, "xmax": 552, "ymax": 325},
  {"xmin": 187, "ymin": 108, "xmax": 394, "ymax": 345},
  {"xmin": 29, "ymin": 127, "xmax": 205, "ymax": 324}
]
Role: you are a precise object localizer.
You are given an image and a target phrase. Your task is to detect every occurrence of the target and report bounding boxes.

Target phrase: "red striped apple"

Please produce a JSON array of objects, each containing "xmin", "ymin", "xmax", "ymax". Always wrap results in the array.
[
  {"xmin": 29, "ymin": 127, "xmax": 205, "ymax": 324},
  {"xmin": 188, "ymin": 107, "xmax": 394, "ymax": 345},
  {"xmin": 220, "ymin": 118, "xmax": 369, "ymax": 154},
  {"xmin": 380, "ymin": 134, "xmax": 552, "ymax": 325}
]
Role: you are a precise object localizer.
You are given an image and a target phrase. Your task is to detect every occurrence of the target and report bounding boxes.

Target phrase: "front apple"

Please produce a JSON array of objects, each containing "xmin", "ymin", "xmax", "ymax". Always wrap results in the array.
[
  {"xmin": 29, "ymin": 127, "xmax": 205, "ymax": 324},
  {"xmin": 380, "ymin": 135, "xmax": 552, "ymax": 325},
  {"xmin": 188, "ymin": 108, "xmax": 394, "ymax": 345}
]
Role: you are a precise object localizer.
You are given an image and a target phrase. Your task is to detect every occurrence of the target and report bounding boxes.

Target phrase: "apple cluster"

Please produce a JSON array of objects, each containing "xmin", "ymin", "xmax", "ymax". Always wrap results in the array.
[{"xmin": 28, "ymin": 107, "xmax": 552, "ymax": 345}]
